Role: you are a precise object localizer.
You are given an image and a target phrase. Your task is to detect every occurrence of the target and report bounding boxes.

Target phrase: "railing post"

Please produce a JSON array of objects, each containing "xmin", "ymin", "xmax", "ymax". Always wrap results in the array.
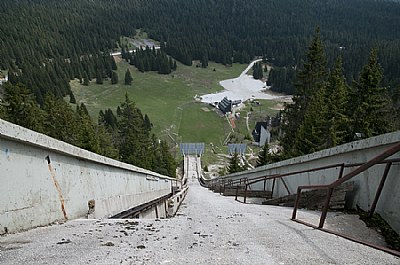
[
  {"xmin": 319, "ymin": 187, "xmax": 334, "ymax": 228},
  {"xmin": 281, "ymin": 177, "xmax": 291, "ymax": 195},
  {"xmin": 291, "ymin": 187, "xmax": 302, "ymax": 220},
  {"xmin": 263, "ymin": 177, "xmax": 266, "ymax": 191},
  {"xmin": 338, "ymin": 163, "xmax": 345, "ymax": 179},
  {"xmin": 369, "ymin": 162, "xmax": 392, "ymax": 218},
  {"xmin": 235, "ymin": 185, "xmax": 239, "ymax": 201},
  {"xmin": 271, "ymin": 178, "xmax": 276, "ymax": 198},
  {"xmin": 333, "ymin": 142, "xmax": 400, "ymax": 187},
  {"xmin": 244, "ymin": 183, "xmax": 248, "ymax": 204}
]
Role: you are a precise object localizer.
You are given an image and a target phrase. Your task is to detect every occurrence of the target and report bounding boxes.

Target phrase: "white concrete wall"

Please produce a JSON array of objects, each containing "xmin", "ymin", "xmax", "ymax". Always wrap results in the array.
[
  {"xmin": 167, "ymin": 187, "xmax": 189, "ymax": 217},
  {"xmin": 0, "ymin": 119, "xmax": 173, "ymax": 234},
  {"xmin": 138, "ymin": 202, "xmax": 168, "ymax": 219},
  {"xmin": 215, "ymin": 131, "xmax": 400, "ymax": 233}
]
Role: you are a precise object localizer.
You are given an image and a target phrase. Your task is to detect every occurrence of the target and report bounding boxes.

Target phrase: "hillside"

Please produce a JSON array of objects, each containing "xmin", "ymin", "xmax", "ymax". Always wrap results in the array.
[
  {"xmin": 70, "ymin": 57, "xmax": 281, "ymax": 163},
  {"xmin": 1, "ymin": 0, "xmax": 400, "ymax": 102},
  {"xmin": 1, "ymin": 0, "xmax": 400, "ymax": 174}
]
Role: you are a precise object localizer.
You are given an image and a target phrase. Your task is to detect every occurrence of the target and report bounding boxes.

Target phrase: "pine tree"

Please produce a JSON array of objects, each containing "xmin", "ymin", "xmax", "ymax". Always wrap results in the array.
[
  {"xmin": 118, "ymin": 93, "xmax": 151, "ymax": 169},
  {"xmin": 83, "ymin": 71, "xmax": 89, "ymax": 86},
  {"xmin": 111, "ymin": 71, "xmax": 118, "ymax": 84},
  {"xmin": 97, "ymin": 124, "xmax": 119, "ymax": 159},
  {"xmin": 201, "ymin": 53, "xmax": 208, "ymax": 68},
  {"xmin": 42, "ymin": 93, "xmax": 79, "ymax": 145},
  {"xmin": 76, "ymin": 103, "xmax": 100, "ymax": 153},
  {"xmin": 138, "ymin": 60, "xmax": 145, "ymax": 73},
  {"xmin": 292, "ymin": 85, "xmax": 327, "ymax": 155},
  {"xmin": 0, "ymin": 102, "xmax": 5, "ymax": 119},
  {"xmin": 69, "ymin": 92, "xmax": 76, "ymax": 104},
  {"xmin": 252, "ymin": 62, "xmax": 263, "ymax": 79},
  {"xmin": 124, "ymin": 69, "xmax": 133, "ymax": 85},
  {"xmin": 324, "ymin": 56, "xmax": 351, "ymax": 146},
  {"xmin": 392, "ymin": 86, "xmax": 400, "ymax": 130},
  {"xmin": 281, "ymin": 27, "xmax": 328, "ymax": 157},
  {"xmin": 256, "ymin": 143, "xmax": 272, "ymax": 167},
  {"xmin": 349, "ymin": 49, "xmax": 392, "ymax": 139},
  {"xmin": 2, "ymin": 83, "xmax": 45, "ymax": 133},
  {"xmin": 158, "ymin": 53, "xmax": 171, "ymax": 74},
  {"xmin": 169, "ymin": 56, "xmax": 174, "ymax": 70},
  {"xmin": 96, "ymin": 69, "xmax": 103, "ymax": 84},
  {"xmin": 111, "ymin": 56, "xmax": 117, "ymax": 70},
  {"xmin": 227, "ymin": 152, "xmax": 244, "ymax": 174},
  {"xmin": 121, "ymin": 46, "xmax": 128, "ymax": 60},
  {"xmin": 144, "ymin": 114, "xmax": 152, "ymax": 132},
  {"xmin": 104, "ymin": 108, "xmax": 118, "ymax": 129},
  {"xmin": 160, "ymin": 140, "xmax": 176, "ymax": 177}
]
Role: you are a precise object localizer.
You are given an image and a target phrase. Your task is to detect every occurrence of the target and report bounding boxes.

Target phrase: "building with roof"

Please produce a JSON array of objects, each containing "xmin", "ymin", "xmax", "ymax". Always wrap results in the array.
[
  {"xmin": 228, "ymin": 143, "xmax": 247, "ymax": 155},
  {"xmin": 218, "ymin": 97, "xmax": 232, "ymax": 114},
  {"xmin": 252, "ymin": 122, "xmax": 271, "ymax": 147}
]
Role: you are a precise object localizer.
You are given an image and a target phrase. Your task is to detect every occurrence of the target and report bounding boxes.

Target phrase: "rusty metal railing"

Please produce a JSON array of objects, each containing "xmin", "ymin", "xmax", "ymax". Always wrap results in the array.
[
  {"xmin": 291, "ymin": 143, "xmax": 400, "ymax": 257},
  {"xmin": 206, "ymin": 143, "xmax": 400, "ymax": 256},
  {"xmin": 211, "ymin": 157, "xmax": 400, "ymax": 205},
  {"xmin": 223, "ymin": 163, "xmax": 348, "ymax": 203}
]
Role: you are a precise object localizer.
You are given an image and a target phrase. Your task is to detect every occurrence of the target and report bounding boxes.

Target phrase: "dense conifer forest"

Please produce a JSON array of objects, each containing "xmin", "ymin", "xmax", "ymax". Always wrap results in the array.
[
  {"xmin": 1, "ymin": 82, "xmax": 177, "ymax": 177},
  {"xmin": 1, "ymin": 0, "xmax": 400, "ymax": 99},
  {"xmin": 1, "ymin": 0, "xmax": 400, "ymax": 170},
  {"xmin": 256, "ymin": 28, "xmax": 400, "ymax": 164}
]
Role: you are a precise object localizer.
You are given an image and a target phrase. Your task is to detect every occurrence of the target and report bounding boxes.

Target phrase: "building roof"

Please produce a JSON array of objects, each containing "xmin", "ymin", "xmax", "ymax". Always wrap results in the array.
[
  {"xmin": 228, "ymin": 143, "xmax": 247, "ymax": 155},
  {"xmin": 218, "ymin": 97, "xmax": 232, "ymax": 114},
  {"xmin": 180, "ymin": 143, "xmax": 205, "ymax": 156},
  {"xmin": 252, "ymin": 122, "xmax": 268, "ymax": 142}
]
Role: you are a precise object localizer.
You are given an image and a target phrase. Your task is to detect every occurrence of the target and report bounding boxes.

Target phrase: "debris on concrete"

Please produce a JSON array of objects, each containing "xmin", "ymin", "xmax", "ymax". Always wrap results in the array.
[
  {"xmin": 0, "ymin": 181, "xmax": 398, "ymax": 264},
  {"xmin": 56, "ymin": 239, "xmax": 71, "ymax": 245}
]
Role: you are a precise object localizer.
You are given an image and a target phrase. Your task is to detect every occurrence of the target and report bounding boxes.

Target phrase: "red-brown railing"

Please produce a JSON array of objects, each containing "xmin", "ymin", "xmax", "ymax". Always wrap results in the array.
[
  {"xmin": 218, "ymin": 163, "xmax": 348, "ymax": 203},
  {"xmin": 290, "ymin": 143, "xmax": 400, "ymax": 257},
  {"xmin": 208, "ymin": 143, "xmax": 400, "ymax": 256}
]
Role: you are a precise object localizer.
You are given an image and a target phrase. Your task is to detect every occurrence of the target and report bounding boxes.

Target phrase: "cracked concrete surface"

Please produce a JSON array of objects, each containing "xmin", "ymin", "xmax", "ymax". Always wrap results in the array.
[{"xmin": 0, "ymin": 180, "xmax": 398, "ymax": 265}]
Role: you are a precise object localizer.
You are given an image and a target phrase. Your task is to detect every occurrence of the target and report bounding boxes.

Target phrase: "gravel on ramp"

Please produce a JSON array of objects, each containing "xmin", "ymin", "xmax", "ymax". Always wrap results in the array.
[{"xmin": 0, "ymin": 180, "xmax": 399, "ymax": 265}]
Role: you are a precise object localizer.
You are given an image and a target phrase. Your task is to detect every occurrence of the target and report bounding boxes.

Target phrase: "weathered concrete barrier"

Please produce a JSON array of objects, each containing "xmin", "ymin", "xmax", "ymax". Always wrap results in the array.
[
  {"xmin": 0, "ymin": 119, "xmax": 174, "ymax": 234},
  {"xmin": 212, "ymin": 131, "xmax": 400, "ymax": 233},
  {"xmin": 167, "ymin": 186, "xmax": 189, "ymax": 217}
]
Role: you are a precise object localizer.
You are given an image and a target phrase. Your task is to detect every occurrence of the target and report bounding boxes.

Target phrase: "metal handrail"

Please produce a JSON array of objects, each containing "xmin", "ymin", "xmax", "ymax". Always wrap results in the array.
[
  {"xmin": 207, "ymin": 143, "xmax": 400, "ymax": 256},
  {"xmin": 290, "ymin": 142, "xmax": 400, "ymax": 257},
  {"xmin": 213, "ymin": 157, "xmax": 400, "ymax": 204},
  {"xmin": 291, "ymin": 143, "xmax": 400, "ymax": 227},
  {"xmin": 233, "ymin": 163, "xmax": 347, "ymax": 203},
  {"xmin": 211, "ymin": 157, "xmax": 400, "ymax": 189}
]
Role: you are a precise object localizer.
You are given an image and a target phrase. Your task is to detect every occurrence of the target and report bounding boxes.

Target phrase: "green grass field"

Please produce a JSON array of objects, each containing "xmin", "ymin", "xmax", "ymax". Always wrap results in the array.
[
  {"xmin": 178, "ymin": 103, "xmax": 230, "ymax": 145},
  {"xmin": 70, "ymin": 58, "xmax": 281, "ymax": 165}
]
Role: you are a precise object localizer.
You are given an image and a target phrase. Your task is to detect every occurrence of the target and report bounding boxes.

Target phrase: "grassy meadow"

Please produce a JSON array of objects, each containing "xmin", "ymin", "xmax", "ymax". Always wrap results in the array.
[{"xmin": 70, "ymin": 58, "xmax": 280, "ymax": 165}]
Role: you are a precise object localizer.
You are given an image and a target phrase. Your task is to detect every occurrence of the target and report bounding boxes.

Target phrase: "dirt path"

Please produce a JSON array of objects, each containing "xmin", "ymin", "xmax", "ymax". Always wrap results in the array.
[{"xmin": 246, "ymin": 111, "xmax": 251, "ymax": 132}]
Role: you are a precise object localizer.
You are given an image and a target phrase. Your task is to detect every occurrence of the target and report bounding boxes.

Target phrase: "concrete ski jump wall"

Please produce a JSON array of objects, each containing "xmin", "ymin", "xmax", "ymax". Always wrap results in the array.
[
  {"xmin": 216, "ymin": 131, "xmax": 400, "ymax": 233},
  {"xmin": 0, "ymin": 119, "xmax": 173, "ymax": 234}
]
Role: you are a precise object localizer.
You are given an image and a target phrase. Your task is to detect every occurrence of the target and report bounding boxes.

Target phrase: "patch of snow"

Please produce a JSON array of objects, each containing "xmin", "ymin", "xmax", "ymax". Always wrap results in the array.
[{"xmin": 201, "ymin": 59, "xmax": 286, "ymax": 104}]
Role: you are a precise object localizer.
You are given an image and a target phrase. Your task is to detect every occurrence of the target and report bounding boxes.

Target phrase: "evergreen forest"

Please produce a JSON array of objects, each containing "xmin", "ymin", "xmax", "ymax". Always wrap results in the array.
[
  {"xmin": 0, "ymin": 83, "xmax": 176, "ymax": 177},
  {"xmin": 260, "ymin": 28, "xmax": 400, "ymax": 164},
  {"xmin": 1, "ymin": 0, "xmax": 400, "ymax": 173},
  {"xmin": 1, "ymin": 0, "xmax": 400, "ymax": 100}
]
